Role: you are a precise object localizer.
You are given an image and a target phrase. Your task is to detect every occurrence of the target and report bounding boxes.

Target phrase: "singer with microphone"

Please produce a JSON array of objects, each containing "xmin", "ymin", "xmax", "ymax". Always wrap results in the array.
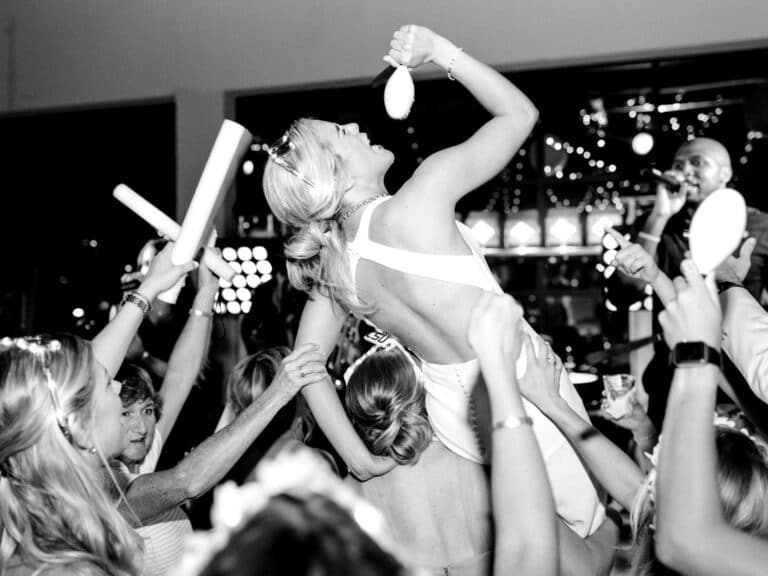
[{"xmin": 613, "ymin": 137, "xmax": 768, "ymax": 431}]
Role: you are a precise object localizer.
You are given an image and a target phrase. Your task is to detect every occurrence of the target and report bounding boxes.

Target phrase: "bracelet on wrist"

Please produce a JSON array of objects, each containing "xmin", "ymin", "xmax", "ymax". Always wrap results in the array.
[
  {"xmin": 447, "ymin": 47, "xmax": 463, "ymax": 81},
  {"xmin": 121, "ymin": 291, "xmax": 152, "ymax": 314},
  {"xmin": 189, "ymin": 308, "xmax": 214, "ymax": 318},
  {"xmin": 492, "ymin": 414, "xmax": 533, "ymax": 432}
]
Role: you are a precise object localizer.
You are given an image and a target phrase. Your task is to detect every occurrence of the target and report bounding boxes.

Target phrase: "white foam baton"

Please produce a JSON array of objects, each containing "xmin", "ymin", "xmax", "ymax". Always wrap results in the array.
[
  {"xmin": 113, "ymin": 184, "xmax": 236, "ymax": 282},
  {"xmin": 172, "ymin": 120, "xmax": 252, "ymax": 266}
]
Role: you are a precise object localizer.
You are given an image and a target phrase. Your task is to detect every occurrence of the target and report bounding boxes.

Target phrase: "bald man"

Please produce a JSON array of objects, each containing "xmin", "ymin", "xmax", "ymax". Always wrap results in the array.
[{"xmin": 619, "ymin": 137, "xmax": 768, "ymax": 429}]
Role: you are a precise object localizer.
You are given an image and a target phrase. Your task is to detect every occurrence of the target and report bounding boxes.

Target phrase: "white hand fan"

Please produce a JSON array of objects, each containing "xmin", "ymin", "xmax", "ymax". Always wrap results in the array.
[
  {"xmin": 689, "ymin": 188, "xmax": 747, "ymax": 274},
  {"xmin": 384, "ymin": 65, "xmax": 414, "ymax": 120}
]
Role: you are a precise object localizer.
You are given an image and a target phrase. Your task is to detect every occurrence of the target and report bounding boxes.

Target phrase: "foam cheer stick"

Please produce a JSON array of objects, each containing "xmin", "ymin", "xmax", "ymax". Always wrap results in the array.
[
  {"xmin": 113, "ymin": 184, "xmax": 236, "ymax": 282},
  {"xmin": 382, "ymin": 56, "xmax": 414, "ymax": 120},
  {"xmin": 172, "ymin": 120, "xmax": 252, "ymax": 266},
  {"xmin": 689, "ymin": 187, "xmax": 747, "ymax": 274}
]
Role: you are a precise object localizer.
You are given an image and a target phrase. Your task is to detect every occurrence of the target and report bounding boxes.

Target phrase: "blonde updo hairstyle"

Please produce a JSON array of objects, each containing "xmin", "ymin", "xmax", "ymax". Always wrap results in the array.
[
  {"xmin": 629, "ymin": 427, "xmax": 768, "ymax": 576},
  {"xmin": 0, "ymin": 335, "xmax": 140, "ymax": 575},
  {"xmin": 263, "ymin": 118, "xmax": 370, "ymax": 316},
  {"xmin": 344, "ymin": 347, "xmax": 432, "ymax": 465}
]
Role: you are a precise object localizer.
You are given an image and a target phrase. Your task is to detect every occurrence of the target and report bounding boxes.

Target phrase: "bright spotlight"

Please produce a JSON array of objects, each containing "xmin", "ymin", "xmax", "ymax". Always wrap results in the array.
[
  {"xmin": 237, "ymin": 247, "xmax": 253, "ymax": 261},
  {"xmin": 241, "ymin": 301, "xmax": 253, "ymax": 314},
  {"xmin": 72, "ymin": 307, "xmax": 85, "ymax": 318},
  {"xmin": 632, "ymin": 132, "xmax": 654, "ymax": 155},
  {"xmin": 221, "ymin": 288, "xmax": 236, "ymax": 302},
  {"xmin": 236, "ymin": 288, "xmax": 251, "ymax": 301},
  {"xmin": 252, "ymin": 246, "xmax": 268, "ymax": 260},
  {"xmin": 256, "ymin": 260, "xmax": 273, "ymax": 275},
  {"xmin": 232, "ymin": 275, "xmax": 247, "ymax": 288},
  {"xmin": 241, "ymin": 260, "xmax": 257, "ymax": 275},
  {"xmin": 227, "ymin": 301, "xmax": 242, "ymax": 314},
  {"xmin": 246, "ymin": 274, "xmax": 260, "ymax": 288},
  {"xmin": 242, "ymin": 160, "xmax": 254, "ymax": 175},
  {"xmin": 222, "ymin": 247, "xmax": 237, "ymax": 261}
]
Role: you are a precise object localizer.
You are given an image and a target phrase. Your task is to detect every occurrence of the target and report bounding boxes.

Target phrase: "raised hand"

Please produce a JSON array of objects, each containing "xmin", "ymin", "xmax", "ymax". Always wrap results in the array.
[
  {"xmin": 653, "ymin": 171, "xmax": 687, "ymax": 218},
  {"xmin": 715, "ymin": 237, "xmax": 755, "ymax": 284},
  {"xmin": 273, "ymin": 343, "xmax": 328, "ymax": 397},
  {"xmin": 467, "ymin": 292, "xmax": 525, "ymax": 379},
  {"xmin": 517, "ymin": 332, "xmax": 564, "ymax": 413},
  {"xmin": 606, "ymin": 227, "xmax": 660, "ymax": 283},
  {"xmin": 658, "ymin": 260, "xmax": 722, "ymax": 349},
  {"xmin": 139, "ymin": 241, "xmax": 198, "ymax": 300},
  {"xmin": 385, "ymin": 24, "xmax": 436, "ymax": 69}
]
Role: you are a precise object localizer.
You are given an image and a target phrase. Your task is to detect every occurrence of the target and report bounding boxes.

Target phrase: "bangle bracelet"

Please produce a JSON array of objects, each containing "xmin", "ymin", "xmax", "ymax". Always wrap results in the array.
[
  {"xmin": 638, "ymin": 231, "xmax": 661, "ymax": 243},
  {"xmin": 189, "ymin": 308, "xmax": 214, "ymax": 318},
  {"xmin": 492, "ymin": 414, "xmax": 533, "ymax": 431},
  {"xmin": 447, "ymin": 47, "xmax": 463, "ymax": 81},
  {"xmin": 121, "ymin": 291, "xmax": 152, "ymax": 314}
]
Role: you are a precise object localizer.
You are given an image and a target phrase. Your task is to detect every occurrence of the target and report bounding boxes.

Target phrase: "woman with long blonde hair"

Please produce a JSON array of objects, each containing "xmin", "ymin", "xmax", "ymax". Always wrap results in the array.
[{"xmin": 0, "ymin": 334, "xmax": 140, "ymax": 576}]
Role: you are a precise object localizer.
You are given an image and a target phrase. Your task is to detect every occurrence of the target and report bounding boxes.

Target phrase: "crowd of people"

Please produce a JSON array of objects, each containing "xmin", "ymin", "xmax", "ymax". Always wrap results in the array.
[{"xmin": 2, "ymin": 23, "xmax": 768, "ymax": 576}]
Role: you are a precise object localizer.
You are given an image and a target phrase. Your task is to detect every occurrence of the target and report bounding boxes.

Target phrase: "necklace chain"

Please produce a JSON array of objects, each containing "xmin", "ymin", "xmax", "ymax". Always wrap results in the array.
[{"xmin": 337, "ymin": 194, "xmax": 389, "ymax": 225}]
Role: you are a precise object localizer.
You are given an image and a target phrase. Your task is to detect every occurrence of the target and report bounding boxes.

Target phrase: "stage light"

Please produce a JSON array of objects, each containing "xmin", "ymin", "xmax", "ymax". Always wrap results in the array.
[
  {"xmin": 252, "ymin": 246, "xmax": 268, "ymax": 260},
  {"xmin": 237, "ymin": 246, "xmax": 253, "ymax": 261},
  {"xmin": 602, "ymin": 249, "xmax": 617, "ymax": 265},
  {"xmin": 587, "ymin": 207, "xmax": 623, "ymax": 245},
  {"xmin": 241, "ymin": 260, "xmax": 257, "ymax": 275},
  {"xmin": 256, "ymin": 260, "xmax": 273, "ymax": 275},
  {"xmin": 261, "ymin": 274, "xmax": 273, "ymax": 284},
  {"xmin": 236, "ymin": 288, "xmax": 251, "ymax": 301},
  {"xmin": 632, "ymin": 132, "xmax": 654, "ymax": 155},
  {"xmin": 246, "ymin": 274, "xmax": 260, "ymax": 288},
  {"xmin": 221, "ymin": 288, "xmax": 236, "ymax": 301},
  {"xmin": 222, "ymin": 247, "xmax": 237, "ymax": 261},
  {"xmin": 227, "ymin": 301, "xmax": 242, "ymax": 314},
  {"xmin": 545, "ymin": 208, "xmax": 581, "ymax": 246},
  {"xmin": 72, "ymin": 308, "xmax": 85, "ymax": 318},
  {"xmin": 465, "ymin": 211, "xmax": 500, "ymax": 247},
  {"xmin": 242, "ymin": 160, "xmax": 254, "ymax": 175},
  {"xmin": 241, "ymin": 301, "xmax": 252, "ymax": 314},
  {"xmin": 232, "ymin": 275, "xmax": 247, "ymax": 288},
  {"xmin": 504, "ymin": 209, "xmax": 540, "ymax": 247},
  {"xmin": 230, "ymin": 261, "xmax": 242, "ymax": 274},
  {"xmin": 218, "ymin": 278, "xmax": 232, "ymax": 288}
]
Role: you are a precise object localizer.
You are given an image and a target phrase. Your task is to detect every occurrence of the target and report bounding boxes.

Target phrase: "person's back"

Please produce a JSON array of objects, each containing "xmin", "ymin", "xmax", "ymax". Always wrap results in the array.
[{"xmin": 351, "ymin": 439, "xmax": 492, "ymax": 575}]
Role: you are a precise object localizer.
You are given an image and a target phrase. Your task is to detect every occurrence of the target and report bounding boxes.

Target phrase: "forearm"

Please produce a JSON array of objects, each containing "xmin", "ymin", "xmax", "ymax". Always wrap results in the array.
[
  {"xmin": 158, "ymin": 285, "xmax": 217, "ymax": 437},
  {"xmin": 124, "ymin": 383, "xmax": 294, "ymax": 520},
  {"xmin": 544, "ymin": 399, "xmax": 643, "ymax": 511},
  {"xmin": 429, "ymin": 34, "xmax": 537, "ymax": 123},
  {"xmin": 92, "ymin": 281, "xmax": 160, "ymax": 377},
  {"xmin": 302, "ymin": 378, "xmax": 385, "ymax": 479},
  {"xmin": 656, "ymin": 366, "xmax": 725, "ymax": 566},
  {"xmin": 487, "ymin": 373, "xmax": 557, "ymax": 576}
]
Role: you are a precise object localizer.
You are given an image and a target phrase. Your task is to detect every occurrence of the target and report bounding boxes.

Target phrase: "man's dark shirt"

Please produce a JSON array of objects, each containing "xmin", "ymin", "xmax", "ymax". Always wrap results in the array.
[{"xmin": 629, "ymin": 204, "xmax": 768, "ymax": 428}]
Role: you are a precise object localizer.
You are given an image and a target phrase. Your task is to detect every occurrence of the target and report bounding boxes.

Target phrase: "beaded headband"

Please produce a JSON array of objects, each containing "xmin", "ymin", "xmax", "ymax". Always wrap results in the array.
[{"xmin": 266, "ymin": 133, "xmax": 316, "ymax": 188}]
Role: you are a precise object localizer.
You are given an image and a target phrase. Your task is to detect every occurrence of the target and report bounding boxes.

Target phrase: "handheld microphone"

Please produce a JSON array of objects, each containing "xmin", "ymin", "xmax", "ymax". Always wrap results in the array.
[{"xmin": 641, "ymin": 168, "xmax": 681, "ymax": 192}]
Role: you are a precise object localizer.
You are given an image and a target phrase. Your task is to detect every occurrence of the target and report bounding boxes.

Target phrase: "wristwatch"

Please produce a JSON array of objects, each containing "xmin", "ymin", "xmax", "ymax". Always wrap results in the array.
[
  {"xmin": 716, "ymin": 281, "xmax": 743, "ymax": 294},
  {"xmin": 670, "ymin": 341, "xmax": 722, "ymax": 368}
]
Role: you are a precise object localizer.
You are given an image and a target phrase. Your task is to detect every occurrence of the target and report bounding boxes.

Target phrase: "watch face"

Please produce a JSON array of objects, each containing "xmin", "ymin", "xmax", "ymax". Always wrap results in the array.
[{"xmin": 672, "ymin": 342, "xmax": 713, "ymax": 365}]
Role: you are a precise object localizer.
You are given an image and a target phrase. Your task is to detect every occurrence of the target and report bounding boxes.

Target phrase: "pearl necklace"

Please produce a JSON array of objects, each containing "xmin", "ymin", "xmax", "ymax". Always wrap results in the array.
[{"xmin": 337, "ymin": 194, "xmax": 389, "ymax": 225}]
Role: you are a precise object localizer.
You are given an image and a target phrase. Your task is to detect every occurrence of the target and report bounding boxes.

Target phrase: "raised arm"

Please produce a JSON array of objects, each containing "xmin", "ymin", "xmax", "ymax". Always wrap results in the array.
[
  {"xmin": 294, "ymin": 290, "xmax": 395, "ymax": 480},
  {"xmin": 606, "ymin": 227, "xmax": 676, "ymax": 306},
  {"xmin": 154, "ymin": 259, "xmax": 218, "ymax": 441},
  {"xmin": 655, "ymin": 260, "xmax": 768, "ymax": 576},
  {"xmin": 467, "ymin": 292, "xmax": 558, "ymax": 576},
  {"xmin": 118, "ymin": 344, "xmax": 325, "ymax": 524},
  {"xmin": 385, "ymin": 25, "xmax": 537, "ymax": 211},
  {"xmin": 517, "ymin": 332, "xmax": 643, "ymax": 512},
  {"xmin": 92, "ymin": 242, "xmax": 197, "ymax": 377}
]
